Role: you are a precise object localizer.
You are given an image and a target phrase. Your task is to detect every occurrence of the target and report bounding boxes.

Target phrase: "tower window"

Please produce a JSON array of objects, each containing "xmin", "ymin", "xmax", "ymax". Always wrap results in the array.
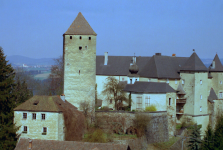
[
  {"xmin": 110, "ymin": 99, "xmax": 112, "ymax": 104},
  {"xmin": 182, "ymin": 79, "xmax": 185, "ymax": 85},
  {"xmin": 89, "ymin": 37, "xmax": 91, "ymax": 40},
  {"xmin": 79, "ymin": 70, "xmax": 80, "ymax": 75},
  {"xmin": 200, "ymin": 106, "xmax": 202, "ymax": 112},
  {"xmin": 70, "ymin": 36, "xmax": 72, "ymax": 39},
  {"xmin": 130, "ymin": 79, "xmax": 132, "ymax": 84},
  {"xmin": 200, "ymin": 80, "xmax": 202, "ymax": 85},
  {"xmin": 200, "ymin": 95, "xmax": 202, "ymax": 100},
  {"xmin": 169, "ymin": 98, "xmax": 171, "ymax": 106},
  {"xmin": 79, "ymin": 46, "xmax": 82, "ymax": 50},
  {"xmin": 79, "ymin": 36, "xmax": 82, "ymax": 39}
]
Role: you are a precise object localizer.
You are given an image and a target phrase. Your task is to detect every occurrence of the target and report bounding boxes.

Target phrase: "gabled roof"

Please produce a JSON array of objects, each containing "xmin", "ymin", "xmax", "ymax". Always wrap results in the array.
[
  {"xmin": 96, "ymin": 56, "xmax": 150, "ymax": 76},
  {"xmin": 138, "ymin": 55, "xmax": 188, "ymax": 79},
  {"xmin": 123, "ymin": 81, "xmax": 176, "ymax": 93},
  {"xmin": 15, "ymin": 139, "xmax": 130, "ymax": 150},
  {"xmin": 209, "ymin": 54, "xmax": 223, "ymax": 72},
  {"xmin": 13, "ymin": 95, "xmax": 77, "ymax": 112},
  {"xmin": 208, "ymin": 88, "xmax": 218, "ymax": 103},
  {"xmin": 176, "ymin": 83, "xmax": 186, "ymax": 95},
  {"xmin": 64, "ymin": 12, "xmax": 97, "ymax": 35},
  {"xmin": 180, "ymin": 52, "xmax": 208, "ymax": 72}
]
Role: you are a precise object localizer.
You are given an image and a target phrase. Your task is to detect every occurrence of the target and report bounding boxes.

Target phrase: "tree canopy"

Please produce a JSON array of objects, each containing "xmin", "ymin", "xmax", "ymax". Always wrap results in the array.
[{"xmin": 102, "ymin": 77, "xmax": 128, "ymax": 110}]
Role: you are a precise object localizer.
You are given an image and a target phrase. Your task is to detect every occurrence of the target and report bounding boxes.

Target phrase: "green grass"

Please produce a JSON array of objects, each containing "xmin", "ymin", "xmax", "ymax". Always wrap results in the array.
[
  {"xmin": 145, "ymin": 105, "xmax": 157, "ymax": 112},
  {"xmin": 152, "ymin": 136, "xmax": 180, "ymax": 150}
]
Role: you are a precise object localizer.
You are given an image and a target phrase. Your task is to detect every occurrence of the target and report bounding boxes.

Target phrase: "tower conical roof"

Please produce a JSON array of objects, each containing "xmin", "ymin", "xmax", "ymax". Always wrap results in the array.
[
  {"xmin": 208, "ymin": 88, "xmax": 218, "ymax": 103},
  {"xmin": 180, "ymin": 52, "xmax": 207, "ymax": 72},
  {"xmin": 176, "ymin": 83, "xmax": 186, "ymax": 95},
  {"xmin": 64, "ymin": 12, "xmax": 97, "ymax": 35},
  {"xmin": 209, "ymin": 54, "xmax": 223, "ymax": 72}
]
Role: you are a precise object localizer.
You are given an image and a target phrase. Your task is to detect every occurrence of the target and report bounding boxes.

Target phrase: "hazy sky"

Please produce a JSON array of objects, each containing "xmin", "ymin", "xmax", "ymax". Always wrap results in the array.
[{"xmin": 0, "ymin": 0, "xmax": 223, "ymax": 59}]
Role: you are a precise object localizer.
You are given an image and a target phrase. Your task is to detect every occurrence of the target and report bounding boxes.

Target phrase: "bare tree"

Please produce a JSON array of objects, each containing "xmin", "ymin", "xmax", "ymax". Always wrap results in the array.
[{"xmin": 102, "ymin": 77, "xmax": 128, "ymax": 110}]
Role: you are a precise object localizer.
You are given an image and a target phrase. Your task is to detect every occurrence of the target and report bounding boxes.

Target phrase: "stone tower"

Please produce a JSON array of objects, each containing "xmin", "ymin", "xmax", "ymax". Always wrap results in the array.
[{"xmin": 63, "ymin": 12, "xmax": 97, "ymax": 109}]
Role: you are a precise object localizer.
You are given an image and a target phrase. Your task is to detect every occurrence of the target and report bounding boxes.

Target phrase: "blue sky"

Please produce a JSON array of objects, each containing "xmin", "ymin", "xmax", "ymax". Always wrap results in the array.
[{"xmin": 0, "ymin": 0, "xmax": 223, "ymax": 59}]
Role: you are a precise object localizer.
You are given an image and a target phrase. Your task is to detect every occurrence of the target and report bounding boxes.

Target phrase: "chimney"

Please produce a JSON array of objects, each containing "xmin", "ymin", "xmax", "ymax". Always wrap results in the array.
[
  {"xmin": 155, "ymin": 53, "xmax": 161, "ymax": 56},
  {"xmin": 172, "ymin": 54, "xmax": 176, "ymax": 57},
  {"xmin": 132, "ymin": 56, "xmax": 136, "ymax": 64},
  {"xmin": 28, "ymin": 139, "xmax": 32, "ymax": 149},
  {"xmin": 104, "ymin": 52, "xmax": 108, "ymax": 65},
  {"xmin": 60, "ymin": 94, "xmax": 65, "ymax": 102}
]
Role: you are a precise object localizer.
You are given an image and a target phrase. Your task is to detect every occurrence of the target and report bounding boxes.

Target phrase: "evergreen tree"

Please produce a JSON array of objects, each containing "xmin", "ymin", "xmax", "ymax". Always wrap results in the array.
[
  {"xmin": 213, "ymin": 113, "xmax": 223, "ymax": 149},
  {"xmin": 187, "ymin": 124, "xmax": 202, "ymax": 150},
  {"xmin": 200, "ymin": 124, "xmax": 214, "ymax": 150},
  {"xmin": 0, "ymin": 47, "xmax": 19, "ymax": 150}
]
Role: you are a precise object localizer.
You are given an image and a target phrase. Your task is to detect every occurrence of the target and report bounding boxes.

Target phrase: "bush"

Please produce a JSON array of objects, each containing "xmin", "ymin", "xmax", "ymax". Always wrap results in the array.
[
  {"xmin": 145, "ymin": 105, "xmax": 157, "ymax": 112},
  {"xmin": 101, "ymin": 106, "xmax": 110, "ymax": 111},
  {"xmin": 133, "ymin": 112, "xmax": 151, "ymax": 137},
  {"xmin": 84, "ymin": 129, "xmax": 107, "ymax": 143}
]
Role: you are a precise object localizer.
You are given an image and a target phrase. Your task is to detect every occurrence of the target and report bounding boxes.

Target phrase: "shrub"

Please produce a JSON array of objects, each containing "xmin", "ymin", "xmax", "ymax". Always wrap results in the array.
[
  {"xmin": 180, "ymin": 116, "xmax": 195, "ymax": 129},
  {"xmin": 101, "ymin": 106, "xmax": 109, "ymax": 111},
  {"xmin": 145, "ymin": 105, "xmax": 157, "ymax": 112},
  {"xmin": 133, "ymin": 112, "xmax": 151, "ymax": 137},
  {"xmin": 84, "ymin": 129, "xmax": 107, "ymax": 143}
]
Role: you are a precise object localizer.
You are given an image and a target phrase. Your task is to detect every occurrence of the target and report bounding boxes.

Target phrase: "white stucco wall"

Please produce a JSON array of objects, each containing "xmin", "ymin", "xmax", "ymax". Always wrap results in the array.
[{"xmin": 14, "ymin": 111, "xmax": 64, "ymax": 140}]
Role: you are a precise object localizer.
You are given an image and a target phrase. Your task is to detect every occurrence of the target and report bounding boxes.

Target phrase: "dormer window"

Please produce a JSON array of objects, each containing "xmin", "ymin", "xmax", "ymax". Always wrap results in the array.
[
  {"xmin": 182, "ymin": 79, "xmax": 185, "ymax": 85},
  {"xmin": 166, "ymin": 79, "xmax": 169, "ymax": 84},
  {"xmin": 33, "ymin": 100, "xmax": 39, "ymax": 105}
]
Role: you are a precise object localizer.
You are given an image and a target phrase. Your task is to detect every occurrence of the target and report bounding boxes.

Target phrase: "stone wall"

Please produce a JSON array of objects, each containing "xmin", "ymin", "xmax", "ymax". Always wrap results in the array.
[{"xmin": 95, "ymin": 111, "xmax": 169, "ymax": 144}]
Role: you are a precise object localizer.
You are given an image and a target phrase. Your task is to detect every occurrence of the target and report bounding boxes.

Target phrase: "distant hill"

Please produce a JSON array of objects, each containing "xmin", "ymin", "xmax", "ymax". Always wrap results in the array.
[
  {"xmin": 6, "ymin": 55, "xmax": 223, "ymax": 68},
  {"xmin": 6, "ymin": 55, "xmax": 56, "ymax": 66}
]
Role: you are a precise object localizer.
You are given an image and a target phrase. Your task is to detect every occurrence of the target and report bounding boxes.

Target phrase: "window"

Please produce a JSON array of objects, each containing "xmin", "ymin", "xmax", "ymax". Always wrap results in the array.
[
  {"xmin": 182, "ymin": 79, "xmax": 185, "ymax": 85},
  {"xmin": 24, "ymin": 126, "xmax": 27, "ymax": 132},
  {"xmin": 220, "ymin": 81, "xmax": 222, "ymax": 84},
  {"xmin": 89, "ymin": 37, "xmax": 91, "ymax": 40},
  {"xmin": 23, "ymin": 113, "xmax": 27, "ymax": 119},
  {"xmin": 200, "ymin": 80, "xmax": 202, "ymax": 85},
  {"xmin": 41, "ymin": 114, "xmax": 45, "ymax": 120},
  {"xmin": 135, "ymin": 79, "xmax": 137, "ymax": 82},
  {"xmin": 43, "ymin": 127, "xmax": 47, "ymax": 133},
  {"xmin": 79, "ymin": 46, "xmax": 82, "ymax": 50},
  {"xmin": 175, "ymin": 79, "xmax": 177, "ymax": 84},
  {"xmin": 145, "ymin": 96, "xmax": 150, "ymax": 107},
  {"xmin": 32, "ymin": 113, "xmax": 36, "ymax": 120},
  {"xmin": 200, "ymin": 95, "xmax": 202, "ymax": 100},
  {"xmin": 130, "ymin": 79, "xmax": 132, "ymax": 84},
  {"xmin": 219, "ymin": 92, "xmax": 223, "ymax": 99},
  {"xmin": 79, "ymin": 36, "xmax": 82, "ymax": 39},
  {"xmin": 85, "ymin": 46, "xmax": 87, "ymax": 50},
  {"xmin": 200, "ymin": 106, "xmax": 202, "ymax": 112},
  {"xmin": 136, "ymin": 96, "xmax": 142, "ymax": 109},
  {"xmin": 42, "ymin": 127, "xmax": 47, "ymax": 135},
  {"xmin": 148, "ymin": 79, "xmax": 151, "ymax": 82},
  {"xmin": 166, "ymin": 79, "xmax": 169, "ymax": 83},
  {"xmin": 169, "ymin": 98, "xmax": 171, "ymax": 106},
  {"xmin": 122, "ymin": 78, "xmax": 124, "ymax": 81},
  {"xmin": 110, "ymin": 99, "xmax": 112, "ymax": 104},
  {"xmin": 79, "ymin": 70, "xmax": 80, "ymax": 75},
  {"xmin": 70, "ymin": 36, "xmax": 72, "ymax": 39}
]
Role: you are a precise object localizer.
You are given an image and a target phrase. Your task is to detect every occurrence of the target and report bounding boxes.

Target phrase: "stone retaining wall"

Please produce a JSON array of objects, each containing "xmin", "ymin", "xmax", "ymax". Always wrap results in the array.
[{"xmin": 95, "ymin": 111, "xmax": 169, "ymax": 144}]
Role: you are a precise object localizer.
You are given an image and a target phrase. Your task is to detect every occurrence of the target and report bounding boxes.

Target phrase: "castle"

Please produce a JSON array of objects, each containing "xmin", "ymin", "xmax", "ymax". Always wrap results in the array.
[{"xmin": 14, "ymin": 12, "xmax": 223, "ymax": 141}]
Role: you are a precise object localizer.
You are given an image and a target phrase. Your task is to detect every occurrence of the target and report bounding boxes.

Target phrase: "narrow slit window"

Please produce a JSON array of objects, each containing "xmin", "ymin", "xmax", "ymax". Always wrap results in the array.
[
  {"xmin": 79, "ymin": 46, "xmax": 82, "ymax": 50},
  {"xmin": 130, "ymin": 79, "xmax": 132, "ymax": 84},
  {"xmin": 70, "ymin": 36, "xmax": 72, "ymax": 39},
  {"xmin": 200, "ymin": 80, "xmax": 202, "ymax": 85},
  {"xmin": 110, "ymin": 99, "xmax": 112, "ymax": 104},
  {"xmin": 200, "ymin": 95, "xmax": 202, "ymax": 100},
  {"xmin": 79, "ymin": 36, "xmax": 82, "ymax": 39},
  {"xmin": 79, "ymin": 70, "xmax": 80, "ymax": 75},
  {"xmin": 89, "ymin": 37, "xmax": 91, "ymax": 40},
  {"xmin": 169, "ymin": 98, "xmax": 171, "ymax": 106},
  {"xmin": 200, "ymin": 106, "xmax": 202, "ymax": 112}
]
